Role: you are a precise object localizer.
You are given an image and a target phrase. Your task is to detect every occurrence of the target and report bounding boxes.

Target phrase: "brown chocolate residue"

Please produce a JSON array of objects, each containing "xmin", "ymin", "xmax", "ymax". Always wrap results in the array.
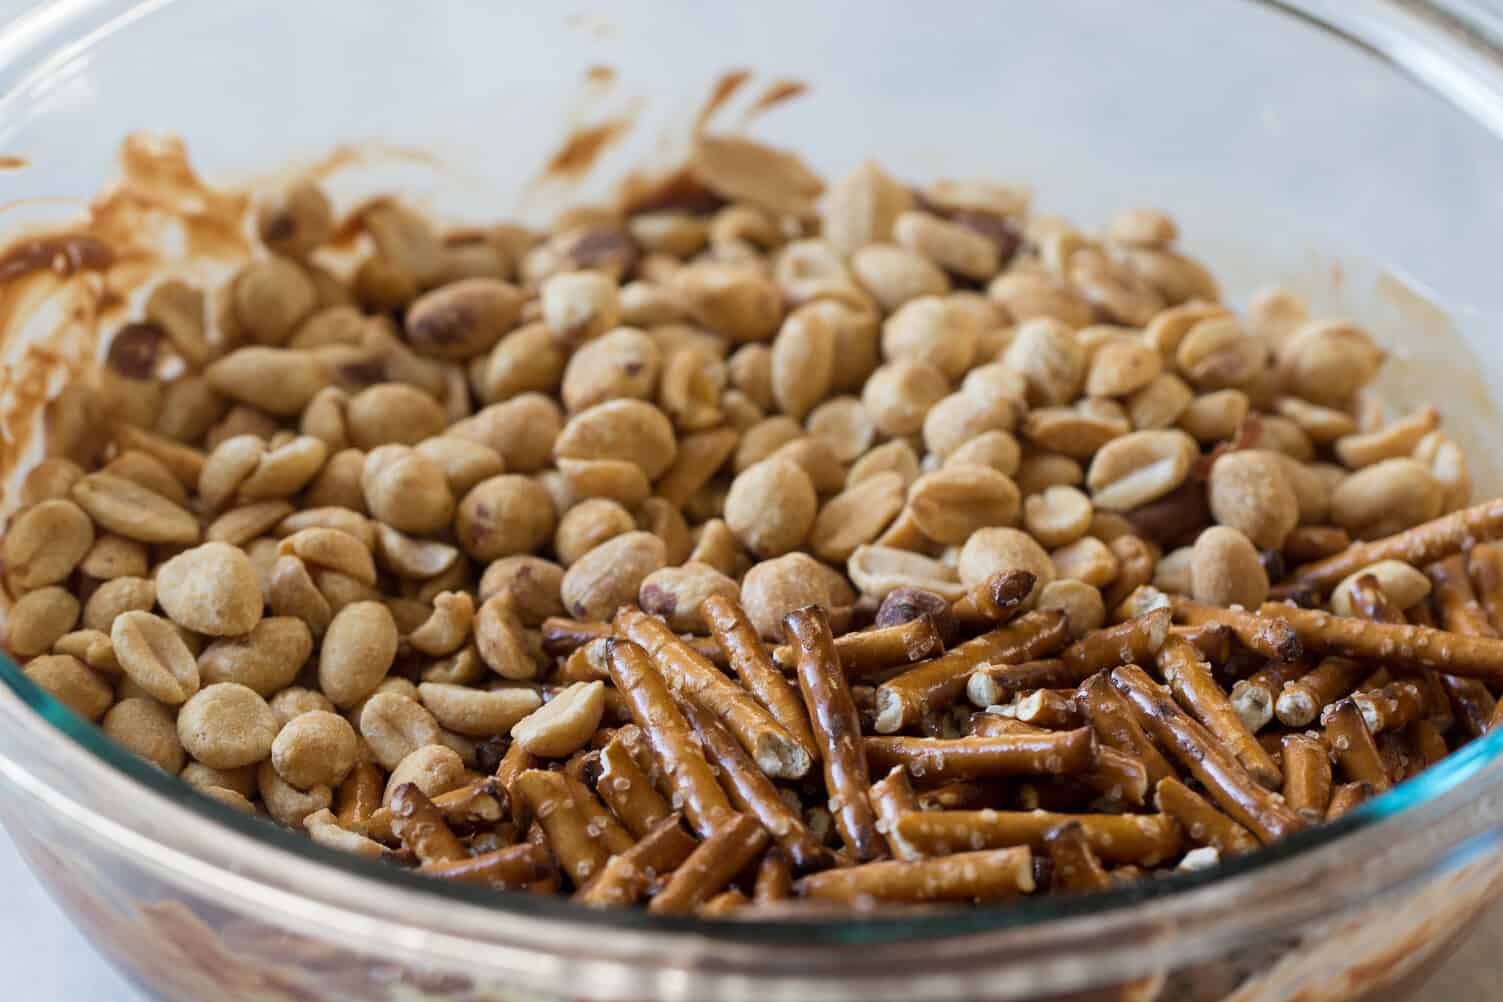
[
  {"xmin": 586, "ymin": 65, "xmax": 616, "ymax": 86},
  {"xmin": 694, "ymin": 69, "xmax": 752, "ymax": 134},
  {"xmin": 0, "ymin": 156, "xmax": 26, "ymax": 170},
  {"xmin": 741, "ymin": 78, "xmax": 808, "ymax": 122},
  {"xmin": 616, "ymin": 166, "xmax": 724, "ymax": 217},
  {"xmin": 0, "ymin": 234, "xmax": 114, "ymax": 284},
  {"xmin": 544, "ymin": 117, "xmax": 635, "ymax": 180}
]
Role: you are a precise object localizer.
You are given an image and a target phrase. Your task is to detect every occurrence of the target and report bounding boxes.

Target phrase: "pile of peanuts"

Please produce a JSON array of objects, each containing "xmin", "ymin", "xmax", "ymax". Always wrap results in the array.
[{"xmin": 7, "ymin": 130, "xmax": 1503, "ymax": 914}]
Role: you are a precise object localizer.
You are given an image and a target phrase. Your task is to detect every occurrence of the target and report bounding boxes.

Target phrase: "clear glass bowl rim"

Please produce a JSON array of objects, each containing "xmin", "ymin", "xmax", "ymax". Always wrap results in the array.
[{"xmin": 1, "ymin": 0, "xmax": 1502, "ymax": 969}]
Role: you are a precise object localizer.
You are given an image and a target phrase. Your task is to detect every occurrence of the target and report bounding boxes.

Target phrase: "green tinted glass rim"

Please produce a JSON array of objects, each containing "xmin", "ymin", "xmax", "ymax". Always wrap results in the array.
[{"xmin": 4, "ymin": 646, "xmax": 1498, "ymax": 946}]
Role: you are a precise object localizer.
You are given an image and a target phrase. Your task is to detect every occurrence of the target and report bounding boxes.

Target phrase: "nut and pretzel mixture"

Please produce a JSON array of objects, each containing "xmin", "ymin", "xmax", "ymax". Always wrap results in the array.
[{"xmin": 7, "ymin": 131, "xmax": 1503, "ymax": 915}]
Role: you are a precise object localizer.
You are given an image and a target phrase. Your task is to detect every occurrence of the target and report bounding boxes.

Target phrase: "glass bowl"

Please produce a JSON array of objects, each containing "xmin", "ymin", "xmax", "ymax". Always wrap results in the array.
[{"xmin": 5, "ymin": 2, "xmax": 1503, "ymax": 999}]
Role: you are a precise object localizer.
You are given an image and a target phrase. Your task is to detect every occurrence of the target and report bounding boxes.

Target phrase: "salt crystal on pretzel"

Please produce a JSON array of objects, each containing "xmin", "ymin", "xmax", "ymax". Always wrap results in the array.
[
  {"xmin": 1280, "ymin": 733, "xmax": 1333, "ymax": 822},
  {"xmin": 1321, "ymin": 698, "xmax": 1392, "ymax": 793},
  {"xmin": 1153, "ymin": 776, "xmax": 1258, "ymax": 856},
  {"xmin": 1286, "ymin": 498, "xmax": 1503, "ymax": 593},
  {"xmin": 896, "ymin": 809, "xmax": 1183, "ymax": 866},
  {"xmin": 795, "ymin": 846, "xmax": 1036, "ymax": 903},
  {"xmin": 418, "ymin": 841, "xmax": 554, "ymax": 888},
  {"xmin": 514, "ymin": 769, "xmax": 612, "ymax": 886},
  {"xmin": 702, "ymin": 593, "xmax": 819, "ymax": 761},
  {"xmin": 863, "ymin": 729, "xmax": 1095, "ymax": 783},
  {"xmin": 388, "ymin": 782, "xmax": 470, "ymax": 866},
  {"xmin": 1042, "ymin": 821, "xmax": 1112, "ymax": 893},
  {"xmin": 1156, "ymin": 635, "xmax": 1282, "ymax": 789},
  {"xmin": 1075, "ymin": 671, "xmax": 1177, "ymax": 789},
  {"xmin": 770, "ymin": 616, "xmax": 946, "ymax": 678},
  {"xmin": 647, "ymin": 813, "xmax": 770, "ymax": 915}
]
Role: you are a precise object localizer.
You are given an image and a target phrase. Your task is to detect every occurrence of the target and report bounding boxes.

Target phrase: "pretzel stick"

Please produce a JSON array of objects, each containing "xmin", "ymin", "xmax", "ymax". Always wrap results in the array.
[
  {"xmin": 1169, "ymin": 596, "xmax": 1301, "ymax": 662},
  {"xmin": 875, "ymin": 610, "xmax": 1069, "ymax": 733},
  {"xmin": 1230, "ymin": 657, "xmax": 1312, "ymax": 733},
  {"xmin": 1376, "ymin": 730, "xmax": 1409, "ymax": 784},
  {"xmin": 574, "ymin": 814, "xmax": 699, "ymax": 908},
  {"xmin": 1403, "ymin": 596, "xmax": 1479, "ymax": 732},
  {"xmin": 1153, "ymin": 777, "xmax": 1259, "ymax": 856},
  {"xmin": 1274, "ymin": 656, "xmax": 1367, "ymax": 728},
  {"xmin": 967, "ymin": 712, "xmax": 1047, "ymax": 737},
  {"xmin": 1170, "ymin": 622, "xmax": 1235, "ymax": 664},
  {"xmin": 514, "ymin": 769, "xmax": 612, "ymax": 886},
  {"xmin": 1110, "ymin": 665, "xmax": 1305, "ymax": 843},
  {"xmin": 1285, "ymin": 498, "xmax": 1503, "ymax": 593},
  {"xmin": 1088, "ymin": 746, "xmax": 1151, "ymax": 808},
  {"xmin": 1075, "ymin": 672, "xmax": 1177, "ymax": 788},
  {"xmin": 896, "ymin": 810, "xmax": 1183, "ymax": 866},
  {"xmin": 564, "ymin": 772, "xmax": 636, "ymax": 855},
  {"xmin": 1061, "ymin": 608, "xmax": 1172, "ymax": 676},
  {"xmin": 361, "ymin": 778, "xmax": 508, "ymax": 843},
  {"xmin": 1282, "ymin": 525, "xmax": 1353, "ymax": 564},
  {"xmin": 541, "ymin": 616, "xmax": 722, "ymax": 662},
  {"xmin": 863, "ymin": 730, "xmax": 1095, "ymax": 782},
  {"xmin": 1351, "ymin": 681, "xmax": 1426, "ymax": 734},
  {"xmin": 555, "ymin": 640, "xmax": 611, "ymax": 684},
  {"xmin": 1321, "ymin": 699, "xmax": 1391, "ymax": 792},
  {"xmin": 785, "ymin": 604, "xmax": 886, "ymax": 862},
  {"xmin": 876, "ymin": 587, "xmax": 960, "ymax": 645},
  {"xmin": 1156, "ymin": 636, "xmax": 1282, "ymax": 789},
  {"xmin": 770, "ymin": 617, "xmax": 945, "ymax": 678},
  {"xmin": 1326, "ymin": 781, "xmax": 1374, "ymax": 820},
  {"xmin": 1425, "ymin": 557, "xmax": 1499, "ymax": 737},
  {"xmin": 795, "ymin": 847, "xmax": 1036, "ymax": 903},
  {"xmin": 950, "ymin": 569, "xmax": 1036, "ymax": 631},
  {"xmin": 698, "ymin": 890, "xmax": 749, "ymax": 916},
  {"xmin": 1043, "ymin": 821, "xmax": 1112, "ymax": 892},
  {"xmin": 597, "ymin": 736, "xmax": 671, "ymax": 838},
  {"xmin": 617, "ymin": 608, "xmax": 811, "ymax": 779},
  {"xmin": 682, "ymin": 700, "xmax": 835, "ymax": 872},
  {"xmin": 1013, "ymin": 689, "xmax": 1083, "ymax": 729},
  {"xmin": 916, "ymin": 781, "xmax": 1003, "ymax": 811},
  {"xmin": 604, "ymin": 638, "xmax": 735, "ymax": 838},
  {"xmin": 702, "ymin": 594, "xmax": 819, "ymax": 761},
  {"xmin": 1407, "ymin": 719, "xmax": 1450, "ymax": 769},
  {"xmin": 648, "ymin": 813, "xmax": 770, "ymax": 915},
  {"xmin": 1280, "ymin": 733, "xmax": 1332, "ymax": 820},
  {"xmin": 335, "ymin": 761, "xmax": 384, "ymax": 829},
  {"xmin": 418, "ymin": 842, "xmax": 554, "ymax": 887},
  {"xmin": 388, "ymin": 783, "xmax": 470, "ymax": 866},
  {"xmin": 1259, "ymin": 603, "xmax": 1503, "ymax": 686},
  {"xmin": 1469, "ymin": 541, "xmax": 1503, "ymax": 633},
  {"xmin": 967, "ymin": 659, "xmax": 1080, "ymax": 708},
  {"xmin": 754, "ymin": 849, "xmax": 793, "ymax": 903},
  {"xmin": 496, "ymin": 740, "xmax": 537, "ymax": 829},
  {"xmin": 867, "ymin": 765, "xmax": 925, "ymax": 861}
]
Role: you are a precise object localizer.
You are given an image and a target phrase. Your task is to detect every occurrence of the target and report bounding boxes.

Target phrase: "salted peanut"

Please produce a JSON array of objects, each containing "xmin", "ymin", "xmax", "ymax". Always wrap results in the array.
[
  {"xmin": 354, "ymin": 691, "xmax": 440, "ymax": 772},
  {"xmin": 1175, "ymin": 389, "xmax": 1247, "ymax": 445},
  {"xmin": 986, "ymin": 271, "xmax": 1091, "ymax": 328},
  {"xmin": 1018, "ymin": 485, "xmax": 1091, "ymax": 550},
  {"xmin": 340, "ymin": 384, "xmax": 446, "ymax": 451},
  {"xmin": 1271, "ymin": 455, "xmax": 1333, "ymax": 528},
  {"xmin": 859, "ymin": 359, "xmax": 948, "ymax": 439},
  {"xmin": 957, "ymin": 526, "xmax": 1055, "ymax": 599},
  {"xmin": 1023, "ymin": 402, "xmax": 1130, "ymax": 459},
  {"xmin": 266, "ymin": 555, "xmax": 333, "ymax": 636},
  {"xmin": 733, "ymin": 416, "xmax": 801, "ymax": 473},
  {"xmin": 402, "ymin": 593, "xmax": 471, "ymax": 658},
  {"xmin": 847, "ymin": 243, "xmax": 949, "ymax": 313},
  {"xmin": 303, "ymin": 808, "xmax": 387, "ymax": 859},
  {"xmin": 736, "ymin": 552, "xmax": 848, "ymax": 638},
  {"xmin": 921, "ymin": 392, "xmax": 1013, "ymax": 463},
  {"xmin": 277, "ymin": 527, "xmax": 376, "ymax": 586},
  {"xmin": 760, "ymin": 308, "xmax": 835, "ymax": 421},
  {"xmin": 1081, "ymin": 338, "xmax": 1160, "ymax": 400},
  {"xmin": 469, "ymin": 593, "xmax": 536, "ymax": 680},
  {"xmin": 78, "ymin": 576, "xmax": 152, "ymax": 635},
  {"xmin": 633, "ymin": 563, "xmax": 735, "ymax": 634},
  {"xmin": 315, "ymin": 601, "xmax": 398, "ymax": 708},
  {"xmin": 1173, "ymin": 315, "xmax": 1265, "ymax": 390},
  {"xmin": 1111, "ymin": 666, "xmax": 1303, "ymax": 843},
  {"xmin": 1242, "ymin": 287, "xmax": 1307, "ymax": 347},
  {"xmin": 843, "ymin": 442, "xmax": 915, "ymax": 494},
  {"xmin": 254, "ymin": 181, "xmax": 332, "ymax": 258},
  {"xmin": 1001, "ymin": 318, "xmax": 1084, "ymax": 406},
  {"xmin": 1124, "ymin": 372, "xmax": 1194, "ymax": 432},
  {"xmin": 475, "ymin": 322, "xmax": 565, "ymax": 404},
  {"xmin": 450, "ymin": 475, "xmax": 554, "ymax": 563},
  {"xmin": 475, "ymin": 556, "xmax": 565, "ymax": 628},
  {"xmin": 198, "ymin": 435, "xmax": 266, "ymax": 511},
  {"xmin": 937, "ymin": 432, "xmax": 1018, "ymax": 482},
  {"xmin": 1202, "ymin": 449, "xmax": 1300, "ymax": 550},
  {"xmin": 553, "ymin": 399, "xmax": 678, "ymax": 484},
  {"xmin": 719, "ymin": 458, "xmax": 816, "ymax": 559},
  {"xmin": 1271, "ymin": 397, "xmax": 1352, "ymax": 448},
  {"xmin": 96, "ymin": 697, "xmax": 183, "ymax": 773},
  {"xmin": 22, "ymin": 654, "xmax": 111, "ymax": 722},
  {"xmin": 893, "ymin": 210, "xmax": 1001, "ymax": 281},
  {"xmin": 658, "ymin": 345, "xmax": 727, "ymax": 432},
  {"xmin": 231, "ymin": 256, "xmax": 317, "ymax": 346},
  {"xmin": 258, "ymin": 759, "xmax": 333, "ymax": 826},
  {"xmin": 1276, "ymin": 320, "xmax": 1384, "ymax": 406},
  {"xmin": 373, "ymin": 525, "xmax": 457, "ymax": 582},
  {"xmin": 556, "ymin": 531, "xmax": 667, "ymax": 623},
  {"xmin": 266, "ymin": 710, "xmax": 357, "ymax": 791},
  {"xmin": 669, "ymin": 262, "xmax": 780, "ymax": 343},
  {"xmin": 268, "ymin": 687, "xmax": 336, "ymax": 727},
  {"xmin": 538, "ymin": 270, "xmax": 618, "ymax": 343},
  {"xmin": 401, "ymin": 440, "xmax": 497, "ymax": 503},
  {"xmin": 807, "ymin": 473, "xmax": 905, "ymax": 564},
  {"xmin": 68, "ymin": 472, "xmax": 195, "ymax": 546},
  {"xmin": 1084, "ymin": 429, "xmax": 1196, "ymax": 513},
  {"xmin": 819, "ymin": 161, "xmax": 913, "ymax": 255},
  {"xmin": 402, "ymin": 277, "xmax": 521, "ymax": 360},
  {"xmin": 105, "ymin": 449, "xmax": 191, "ymax": 506},
  {"xmin": 1031, "ymin": 579, "xmax": 1105, "ymax": 640},
  {"xmin": 174, "ymin": 682, "xmax": 279, "ymax": 770},
  {"xmin": 208, "ymin": 501, "xmax": 295, "ymax": 547},
  {"xmin": 1050, "ymin": 536, "xmax": 1119, "ymax": 589},
  {"xmin": 903, "ymin": 465, "xmax": 1021, "ymax": 547},
  {"xmin": 844, "ymin": 544, "xmax": 961, "ymax": 603},
  {"xmin": 203, "ymin": 345, "xmax": 327, "ymax": 416},
  {"xmin": 1413, "ymin": 430, "xmax": 1471, "ymax": 512},
  {"xmin": 4, "ymin": 499, "xmax": 93, "ymax": 592},
  {"xmin": 499, "ymin": 680, "xmax": 602, "ymax": 758},
  {"xmin": 628, "ymin": 210, "xmax": 709, "ymax": 257},
  {"xmin": 52, "ymin": 629, "xmax": 119, "ymax": 675},
  {"xmin": 21, "ymin": 459, "xmax": 85, "ymax": 507},
  {"xmin": 803, "ymin": 397, "xmax": 873, "ymax": 465},
  {"xmin": 197, "ymin": 617, "xmax": 312, "ymax": 696},
  {"xmin": 552, "ymin": 458, "xmax": 646, "ymax": 510},
  {"xmin": 298, "ymin": 448, "xmax": 365, "ymax": 513},
  {"xmin": 1333, "ymin": 405, "xmax": 1437, "ymax": 471},
  {"xmin": 1187, "ymin": 526, "xmax": 1268, "ymax": 609},
  {"xmin": 445, "ymin": 394, "xmax": 561, "ymax": 475},
  {"xmin": 555, "ymin": 326, "xmax": 660, "ymax": 413},
  {"xmin": 727, "ymin": 343, "xmax": 776, "ymax": 411},
  {"xmin": 1329, "ymin": 560, "xmax": 1431, "ymax": 617},
  {"xmin": 1105, "ymin": 207, "xmax": 1177, "ymax": 247},
  {"xmin": 1329, "ymin": 457, "xmax": 1444, "ymax": 540},
  {"xmin": 881, "ymin": 296, "xmax": 977, "ymax": 381},
  {"xmin": 383, "ymin": 745, "xmax": 468, "ymax": 806},
  {"xmin": 155, "ymin": 542, "xmax": 263, "ymax": 638}
]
